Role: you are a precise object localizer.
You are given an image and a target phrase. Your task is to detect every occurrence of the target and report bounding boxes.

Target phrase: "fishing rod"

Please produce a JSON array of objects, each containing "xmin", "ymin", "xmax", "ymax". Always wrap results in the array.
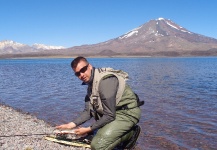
[
  {"xmin": 0, "ymin": 129, "xmax": 83, "ymax": 138},
  {"xmin": 0, "ymin": 133, "xmax": 52, "ymax": 137}
]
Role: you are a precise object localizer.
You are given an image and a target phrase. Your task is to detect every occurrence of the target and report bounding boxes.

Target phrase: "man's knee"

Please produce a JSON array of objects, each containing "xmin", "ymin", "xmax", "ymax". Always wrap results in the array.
[
  {"xmin": 90, "ymin": 138, "xmax": 97, "ymax": 150},
  {"xmin": 90, "ymin": 133, "xmax": 115, "ymax": 150},
  {"xmin": 90, "ymin": 133, "xmax": 105, "ymax": 150}
]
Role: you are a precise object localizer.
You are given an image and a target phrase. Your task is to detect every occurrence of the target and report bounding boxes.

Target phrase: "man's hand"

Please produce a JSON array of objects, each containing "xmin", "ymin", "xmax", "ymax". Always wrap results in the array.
[
  {"xmin": 55, "ymin": 122, "xmax": 76, "ymax": 130},
  {"xmin": 74, "ymin": 127, "xmax": 91, "ymax": 135}
]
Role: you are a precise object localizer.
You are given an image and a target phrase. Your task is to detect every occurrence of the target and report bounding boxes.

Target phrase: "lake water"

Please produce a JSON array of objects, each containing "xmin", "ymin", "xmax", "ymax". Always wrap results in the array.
[{"xmin": 0, "ymin": 57, "xmax": 217, "ymax": 150}]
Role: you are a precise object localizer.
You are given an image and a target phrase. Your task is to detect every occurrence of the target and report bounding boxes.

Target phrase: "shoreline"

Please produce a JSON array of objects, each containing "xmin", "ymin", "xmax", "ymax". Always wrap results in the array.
[
  {"xmin": 1, "ymin": 55, "xmax": 217, "ymax": 60},
  {"xmin": 0, "ymin": 55, "xmax": 153, "ymax": 60},
  {"xmin": 0, "ymin": 104, "xmax": 89, "ymax": 150}
]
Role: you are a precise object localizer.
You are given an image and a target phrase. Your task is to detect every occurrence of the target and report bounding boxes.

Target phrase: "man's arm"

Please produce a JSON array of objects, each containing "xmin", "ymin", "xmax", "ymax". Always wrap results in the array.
[
  {"xmin": 73, "ymin": 95, "xmax": 92, "ymax": 126},
  {"xmin": 56, "ymin": 95, "xmax": 91, "ymax": 129}
]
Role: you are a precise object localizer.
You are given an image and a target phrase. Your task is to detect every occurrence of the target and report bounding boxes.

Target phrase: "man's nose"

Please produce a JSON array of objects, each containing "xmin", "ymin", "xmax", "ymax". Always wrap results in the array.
[{"xmin": 80, "ymin": 72, "xmax": 85, "ymax": 77}]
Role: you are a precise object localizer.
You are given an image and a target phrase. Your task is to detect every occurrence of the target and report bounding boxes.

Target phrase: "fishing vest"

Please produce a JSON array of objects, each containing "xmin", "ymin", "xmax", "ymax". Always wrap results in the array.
[{"xmin": 89, "ymin": 68, "xmax": 129, "ymax": 119}]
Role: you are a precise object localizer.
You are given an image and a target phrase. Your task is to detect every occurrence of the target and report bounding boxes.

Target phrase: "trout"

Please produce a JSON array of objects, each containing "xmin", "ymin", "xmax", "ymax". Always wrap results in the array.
[{"xmin": 53, "ymin": 129, "xmax": 87, "ymax": 140}]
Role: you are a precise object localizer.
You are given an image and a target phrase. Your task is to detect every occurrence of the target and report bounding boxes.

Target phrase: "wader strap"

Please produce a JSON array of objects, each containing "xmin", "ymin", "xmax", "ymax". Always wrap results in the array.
[
  {"xmin": 116, "ymin": 93, "xmax": 144, "ymax": 110},
  {"xmin": 116, "ymin": 102, "xmax": 143, "ymax": 110}
]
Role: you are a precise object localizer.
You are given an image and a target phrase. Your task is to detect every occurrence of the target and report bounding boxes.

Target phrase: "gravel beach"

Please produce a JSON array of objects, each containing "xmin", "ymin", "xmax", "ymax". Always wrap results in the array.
[{"xmin": 0, "ymin": 104, "xmax": 90, "ymax": 150}]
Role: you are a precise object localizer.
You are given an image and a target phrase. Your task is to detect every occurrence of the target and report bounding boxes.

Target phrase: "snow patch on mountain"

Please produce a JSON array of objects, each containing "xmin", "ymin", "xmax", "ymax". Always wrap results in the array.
[
  {"xmin": 32, "ymin": 43, "xmax": 65, "ymax": 50},
  {"xmin": 165, "ymin": 20, "xmax": 192, "ymax": 34},
  {"xmin": 166, "ymin": 21, "xmax": 180, "ymax": 30},
  {"xmin": 157, "ymin": 17, "xmax": 165, "ymax": 21},
  {"xmin": 119, "ymin": 26, "xmax": 142, "ymax": 39},
  {"xmin": 119, "ymin": 30, "xmax": 138, "ymax": 39},
  {"xmin": 0, "ymin": 40, "xmax": 27, "ymax": 49}
]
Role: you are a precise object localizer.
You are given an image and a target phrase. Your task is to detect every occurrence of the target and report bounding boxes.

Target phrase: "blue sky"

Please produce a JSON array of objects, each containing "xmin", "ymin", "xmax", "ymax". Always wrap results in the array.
[{"xmin": 0, "ymin": 0, "xmax": 217, "ymax": 48}]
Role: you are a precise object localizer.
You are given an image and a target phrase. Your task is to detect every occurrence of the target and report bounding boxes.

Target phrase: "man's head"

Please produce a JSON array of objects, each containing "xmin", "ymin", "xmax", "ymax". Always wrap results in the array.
[{"xmin": 71, "ymin": 56, "xmax": 93, "ymax": 83}]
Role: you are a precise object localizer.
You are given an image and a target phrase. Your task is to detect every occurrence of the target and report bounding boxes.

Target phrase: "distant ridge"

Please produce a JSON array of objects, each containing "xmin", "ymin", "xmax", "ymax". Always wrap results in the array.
[
  {"xmin": 1, "ymin": 18, "xmax": 217, "ymax": 58},
  {"xmin": 0, "ymin": 40, "xmax": 65, "ymax": 54}
]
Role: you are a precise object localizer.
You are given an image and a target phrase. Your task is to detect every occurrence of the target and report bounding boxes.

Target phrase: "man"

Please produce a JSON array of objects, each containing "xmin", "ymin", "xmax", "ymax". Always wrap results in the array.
[{"xmin": 56, "ymin": 56, "xmax": 142, "ymax": 149}]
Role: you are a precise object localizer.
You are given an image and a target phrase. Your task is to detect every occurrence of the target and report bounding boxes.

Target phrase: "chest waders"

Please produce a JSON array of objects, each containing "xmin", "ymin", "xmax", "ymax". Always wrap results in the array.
[{"xmin": 88, "ymin": 68, "xmax": 143, "ymax": 150}]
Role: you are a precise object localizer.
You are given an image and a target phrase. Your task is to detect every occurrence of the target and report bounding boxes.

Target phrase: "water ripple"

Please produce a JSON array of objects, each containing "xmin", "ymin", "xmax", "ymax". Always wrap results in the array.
[{"xmin": 0, "ymin": 57, "xmax": 217, "ymax": 149}]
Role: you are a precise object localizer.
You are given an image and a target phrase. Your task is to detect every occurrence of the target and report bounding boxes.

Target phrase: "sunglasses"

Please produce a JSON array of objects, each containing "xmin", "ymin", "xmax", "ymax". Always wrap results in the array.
[{"xmin": 75, "ymin": 64, "xmax": 89, "ymax": 77}]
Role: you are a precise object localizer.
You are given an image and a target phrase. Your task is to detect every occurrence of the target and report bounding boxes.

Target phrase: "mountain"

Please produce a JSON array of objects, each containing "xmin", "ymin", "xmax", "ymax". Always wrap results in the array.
[
  {"xmin": 1, "ymin": 18, "xmax": 217, "ymax": 58},
  {"xmin": 0, "ymin": 40, "xmax": 65, "ymax": 54},
  {"xmin": 60, "ymin": 18, "xmax": 217, "ymax": 56},
  {"xmin": 0, "ymin": 40, "xmax": 32, "ymax": 54}
]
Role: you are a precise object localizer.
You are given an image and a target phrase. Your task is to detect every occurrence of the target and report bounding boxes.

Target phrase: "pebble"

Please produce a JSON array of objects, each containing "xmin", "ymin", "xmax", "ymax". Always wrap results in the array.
[{"xmin": 0, "ymin": 104, "xmax": 90, "ymax": 150}]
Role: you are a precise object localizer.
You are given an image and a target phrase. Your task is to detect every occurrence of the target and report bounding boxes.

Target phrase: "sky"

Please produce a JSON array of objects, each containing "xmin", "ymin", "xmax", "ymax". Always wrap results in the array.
[{"xmin": 0, "ymin": 0, "xmax": 217, "ymax": 48}]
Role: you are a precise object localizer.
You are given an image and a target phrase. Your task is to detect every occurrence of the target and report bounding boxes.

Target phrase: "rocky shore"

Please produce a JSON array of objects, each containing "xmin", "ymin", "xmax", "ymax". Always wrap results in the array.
[{"xmin": 0, "ymin": 104, "xmax": 89, "ymax": 150}]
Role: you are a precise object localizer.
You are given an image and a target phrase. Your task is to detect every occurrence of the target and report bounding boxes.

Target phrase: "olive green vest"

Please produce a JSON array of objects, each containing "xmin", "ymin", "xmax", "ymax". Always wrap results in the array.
[{"xmin": 89, "ymin": 68, "xmax": 138, "ymax": 119}]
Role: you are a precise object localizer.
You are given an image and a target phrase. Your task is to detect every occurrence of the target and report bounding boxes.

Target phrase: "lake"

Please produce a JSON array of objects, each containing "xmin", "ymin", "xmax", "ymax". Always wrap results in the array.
[{"xmin": 0, "ymin": 57, "xmax": 217, "ymax": 150}]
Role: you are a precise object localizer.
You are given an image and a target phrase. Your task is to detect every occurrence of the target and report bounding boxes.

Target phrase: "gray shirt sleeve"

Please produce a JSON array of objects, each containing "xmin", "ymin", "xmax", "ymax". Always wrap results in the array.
[
  {"xmin": 73, "ymin": 95, "xmax": 92, "ymax": 126},
  {"xmin": 90, "ymin": 76, "xmax": 118, "ymax": 131}
]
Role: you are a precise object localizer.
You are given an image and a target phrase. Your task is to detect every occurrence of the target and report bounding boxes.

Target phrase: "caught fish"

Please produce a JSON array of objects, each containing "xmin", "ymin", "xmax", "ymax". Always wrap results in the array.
[
  {"xmin": 53, "ymin": 129, "xmax": 87, "ymax": 140},
  {"xmin": 53, "ymin": 129, "xmax": 76, "ymax": 134}
]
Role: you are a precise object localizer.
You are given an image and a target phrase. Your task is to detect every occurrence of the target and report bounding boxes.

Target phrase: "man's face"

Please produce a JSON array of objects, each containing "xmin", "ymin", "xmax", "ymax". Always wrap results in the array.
[{"xmin": 73, "ymin": 60, "xmax": 92, "ymax": 83}]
